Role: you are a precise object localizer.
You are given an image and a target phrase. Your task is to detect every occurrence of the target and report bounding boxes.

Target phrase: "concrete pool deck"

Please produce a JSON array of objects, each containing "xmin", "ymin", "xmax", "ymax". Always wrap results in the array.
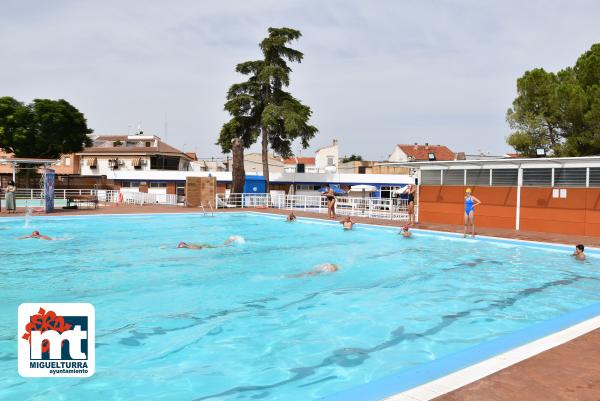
[{"xmin": 2, "ymin": 204, "xmax": 600, "ymax": 400}]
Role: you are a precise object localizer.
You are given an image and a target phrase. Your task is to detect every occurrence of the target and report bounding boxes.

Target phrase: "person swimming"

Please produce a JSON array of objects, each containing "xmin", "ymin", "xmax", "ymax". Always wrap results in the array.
[
  {"xmin": 288, "ymin": 263, "xmax": 339, "ymax": 278},
  {"xmin": 340, "ymin": 216, "xmax": 354, "ymax": 230},
  {"xmin": 400, "ymin": 226, "xmax": 412, "ymax": 238},
  {"xmin": 18, "ymin": 230, "xmax": 53, "ymax": 241},
  {"xmin": 177, "ymin": 242, "xmax": 217, "ymax": 249},
  {"xmin": 177, "ymin": 236, "xmax": 243, "ymax": 249},
  {"xmin": 287, "ymin": 212, "xmax": 297, "ymax": 222},
  {"xmin": 572, "ymin": 244, "xmax": 586, "ymax": 261}
]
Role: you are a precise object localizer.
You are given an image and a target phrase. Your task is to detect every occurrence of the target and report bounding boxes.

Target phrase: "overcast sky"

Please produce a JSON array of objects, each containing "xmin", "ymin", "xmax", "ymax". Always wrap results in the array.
[{"xmin": 2, "ymin": 1, "xmax": 600, "ymax": 160}]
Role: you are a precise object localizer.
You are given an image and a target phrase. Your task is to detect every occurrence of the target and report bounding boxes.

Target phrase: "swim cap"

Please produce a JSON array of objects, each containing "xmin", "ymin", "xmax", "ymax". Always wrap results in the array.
[
  {"xmin": 466, "ymin": 188, "xmax": 472, "ymax": 193},
  {"xmin": 32, "ymin": 231, "xmax": 40, "ymax": 236},
  {"xmin": 177, "ymin": 242, "xmax": 186, "ymax": 248}
]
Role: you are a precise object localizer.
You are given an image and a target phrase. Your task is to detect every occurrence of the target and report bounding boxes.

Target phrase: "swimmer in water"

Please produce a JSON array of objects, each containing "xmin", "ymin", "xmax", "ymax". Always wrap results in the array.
[
  {"xmin": 572, "ymin": 244, "xmax": 586, "ymax": 261},
  {"xmin": 177, "ymin": 236, "xmax": 240, "ymax": 249},
  {"xmin": 340, "ymin": 216, "xmax": 354, "ymax": 230},
  {"xmin": 288, "ymin": 263, "xmax": 339, "ymax": 278},
  {"xmin": 287, "ymin": 212, "xmax": 297, "ymax": 222},
  {"xmin": 18, "ymin": 230, "xmax": 53, "ymax": 241},
  {"xmin": 177, "ymin": 242, "xmax": 217, "ymax": 249},
  {"xmin": 400, "ymin": 226, "xmax": 412, "ymax": 238}
]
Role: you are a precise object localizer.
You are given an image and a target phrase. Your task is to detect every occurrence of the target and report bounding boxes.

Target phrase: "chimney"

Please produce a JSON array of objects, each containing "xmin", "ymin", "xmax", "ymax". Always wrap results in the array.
[
  {"xmin": 425, "ymin": 142, "xmax": 429, "ymax": 150},
  {"xmin": 333, "ymin": 139, "xmax": 338, "ymax": 146},
  {"xmin": 414, "ymin": 142, "xmax": 418, "ymax": 150},
  {"xmin": 455, "ymin": 152, "xmax": 466, "ymax": 160}
]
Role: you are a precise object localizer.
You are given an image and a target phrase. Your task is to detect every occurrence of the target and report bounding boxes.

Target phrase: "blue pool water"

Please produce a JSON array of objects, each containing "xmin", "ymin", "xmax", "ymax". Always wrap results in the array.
[
  {"xmin": 1, "ymin": 212, "xmax": 599, "ymax": 401},
  {"xmin": 1, "ymin": 199, "xmax": 68, "ymax": 208}
]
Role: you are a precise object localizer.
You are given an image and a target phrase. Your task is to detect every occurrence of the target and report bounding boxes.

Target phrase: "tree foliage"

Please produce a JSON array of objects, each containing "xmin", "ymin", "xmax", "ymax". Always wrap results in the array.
[
  {"xmin": 217, "ymin": 27, "xmax": 317, "ymax": 191},
  {"xmin": 507, "ymin": 44, "xmax": 600, "ymax": 156},
  {"xmin": 341, "ymin": 154, "xmax": 363, "ymax": 162},
  {"xmin": 0, "ymin": 96, "xmax": 92, "ymax": 158}
]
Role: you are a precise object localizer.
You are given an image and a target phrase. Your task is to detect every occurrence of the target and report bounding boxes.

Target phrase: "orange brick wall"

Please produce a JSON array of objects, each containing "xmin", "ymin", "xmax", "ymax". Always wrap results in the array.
[
  {"xmin": 419, "ymin": 185, "xmax": 600, "ymax": 236},
  {"xmin": 419, "ymin": 186, "xmax": 517, "ymax": 229},
  {"xmin": 520, "ymin": 187, "xmax": 600, "ymax": 236},
  {"xmin": 166, "ymin": 182, "xmax": 176, "ymax": 195}
]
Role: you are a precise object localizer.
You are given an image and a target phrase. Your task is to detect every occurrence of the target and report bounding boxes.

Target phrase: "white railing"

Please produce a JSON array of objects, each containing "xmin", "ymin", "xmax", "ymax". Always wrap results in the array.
[
  {"xmin": 5, "ymin": 188, "xmax": 179, "ymax": 206},
  {"xmin": 119, "ymin": 191, "xmax": 179, "ymax": 206},
  {"xmin": 216, "ymin": 193, "xmax": 411, "ymax": 221}
]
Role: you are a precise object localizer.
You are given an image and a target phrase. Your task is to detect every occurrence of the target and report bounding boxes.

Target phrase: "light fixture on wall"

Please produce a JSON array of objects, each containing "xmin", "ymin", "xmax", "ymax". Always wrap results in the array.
[{"xmin": 535, "ymin": 148, "xmax": 546, "ymax": 157}]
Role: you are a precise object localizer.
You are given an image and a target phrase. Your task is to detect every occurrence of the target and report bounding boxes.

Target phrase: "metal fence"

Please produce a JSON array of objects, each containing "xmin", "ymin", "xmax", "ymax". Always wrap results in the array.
[
  {"xmin": 216, "ymin": 193, "xmax": 411, "ymax": 220},
  {"xmin": 2, "ymin": 188, "xmax": 179, "ymax": 206}
]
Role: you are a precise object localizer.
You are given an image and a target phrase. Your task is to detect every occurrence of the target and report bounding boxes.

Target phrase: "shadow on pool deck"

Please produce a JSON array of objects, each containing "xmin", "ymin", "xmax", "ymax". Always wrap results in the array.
[{"xmin": 3, "ymin": 204, "xmax": 600, "ymax": 400}]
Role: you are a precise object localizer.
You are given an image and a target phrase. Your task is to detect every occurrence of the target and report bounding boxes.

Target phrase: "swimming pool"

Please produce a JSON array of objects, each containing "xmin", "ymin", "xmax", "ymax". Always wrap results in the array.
[
  {"xmin": 1, "ymin": 199, "xmax": 68, "ymax": 209},
  {"xmin": 1, "ymin": 212, "xmax": 599, "ymax": 401}
]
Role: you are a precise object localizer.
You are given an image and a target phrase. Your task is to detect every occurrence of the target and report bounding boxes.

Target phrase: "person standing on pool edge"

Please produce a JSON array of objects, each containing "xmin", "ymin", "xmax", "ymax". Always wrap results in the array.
[
  {"xmin": 404, "ymin": 184, "xmax": 416, "ymax": 226},
  {"xmin": 463, "ymin": 188, "xmax": 481, "ymax": 238},
  {"xmin": 5, "ymin": 180, "xmax": 16, "ymax": 214},
  {"xmin": 324, "ymin": 185, "xmax": 336, "ymax": 219}
]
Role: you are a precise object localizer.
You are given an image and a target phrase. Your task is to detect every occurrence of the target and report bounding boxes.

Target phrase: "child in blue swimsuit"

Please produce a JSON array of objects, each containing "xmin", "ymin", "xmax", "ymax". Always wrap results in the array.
[{"xmin": 464, "ymin": 188, "xmax": 481, "ymax": 238}]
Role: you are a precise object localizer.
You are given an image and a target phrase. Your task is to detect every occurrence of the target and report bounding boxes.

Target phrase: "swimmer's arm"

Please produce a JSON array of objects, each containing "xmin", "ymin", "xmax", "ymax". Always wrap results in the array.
[{"xmin": 472, "ymin": 196, "xmax": 482, "ymax": 206}]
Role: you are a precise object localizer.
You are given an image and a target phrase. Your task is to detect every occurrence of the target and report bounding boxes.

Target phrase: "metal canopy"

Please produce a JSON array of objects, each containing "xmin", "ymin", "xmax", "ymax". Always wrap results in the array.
[
  {"xmin": 0, "ymin": 158, "xmax": 57, "ymax": 165},
  {"xmin": 377, "ymin": 156, "xmax": 600, "ymax": 170}
]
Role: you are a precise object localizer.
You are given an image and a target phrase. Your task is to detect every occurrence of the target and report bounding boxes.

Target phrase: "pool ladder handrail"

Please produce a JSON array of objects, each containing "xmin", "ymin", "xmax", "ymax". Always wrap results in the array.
[{"xmin": 200, "ymin": 201, "xmax": 215, "ymax": 217}]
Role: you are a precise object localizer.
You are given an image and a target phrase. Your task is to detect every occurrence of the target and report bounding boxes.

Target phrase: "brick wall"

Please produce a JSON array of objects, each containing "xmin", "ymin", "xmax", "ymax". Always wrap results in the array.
[
  {"xmin": 166, "ymin": 182, "xmax": 176, "ymax": 195},
  {"xmin": 419, "ymin": 186, "xmax": 517, "ymax": 229},
  {"xmin": 186, "ymin": 176, "xmax": 216, "ymax": 207},
  {"xmin": 419, "ymin": 185, "xmax": 600, "ymax": 236}
]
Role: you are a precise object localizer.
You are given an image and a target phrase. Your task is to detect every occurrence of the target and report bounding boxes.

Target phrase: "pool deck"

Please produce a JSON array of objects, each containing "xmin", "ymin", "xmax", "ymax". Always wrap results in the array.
[
  {"xmin": 3, "ymin": 204, "xmax": 600, "ymax": 400},
  {"xmin": 433, "ymin": 328, "xmax": 600, "ymax": 401}
]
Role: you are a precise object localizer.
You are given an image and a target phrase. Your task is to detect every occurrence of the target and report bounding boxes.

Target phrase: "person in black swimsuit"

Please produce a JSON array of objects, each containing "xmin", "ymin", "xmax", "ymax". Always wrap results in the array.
[
  {"xmin": 404, "ymin": 184, "xmax": 416, "ymax": 226},
  {"xmin": 324, "ymin": 186, "xmax": 336, "ymax": 219}
]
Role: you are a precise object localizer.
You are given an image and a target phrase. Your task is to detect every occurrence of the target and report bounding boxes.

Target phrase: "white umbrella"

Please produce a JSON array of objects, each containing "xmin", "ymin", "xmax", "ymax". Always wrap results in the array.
[
  {"xmin": 350, "ymin": 185, "xmax": 377, "ymax": 192},
  {"xmin": 350, "ymin": 185, "xmax": 377, "ymax": 199},
  {"xmin": 392, "ymin": 185, "xmax": 409, "ymax": 196}
]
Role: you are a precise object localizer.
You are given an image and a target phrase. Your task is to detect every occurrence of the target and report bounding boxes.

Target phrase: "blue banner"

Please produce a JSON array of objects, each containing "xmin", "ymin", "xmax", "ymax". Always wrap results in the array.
[{"xmin": 44, "ymin": 170, "xmax": 55, "ymax": 213}]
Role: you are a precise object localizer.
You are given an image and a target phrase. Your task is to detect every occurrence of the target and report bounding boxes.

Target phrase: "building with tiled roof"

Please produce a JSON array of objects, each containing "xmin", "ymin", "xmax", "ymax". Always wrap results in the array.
[
  {"xmin": 77, "ymin": 134, "xmax": 193, "ymax": 177},
  {"xmin": 388, "ymin": 143, "xmax": 455, "ymax": 162}
]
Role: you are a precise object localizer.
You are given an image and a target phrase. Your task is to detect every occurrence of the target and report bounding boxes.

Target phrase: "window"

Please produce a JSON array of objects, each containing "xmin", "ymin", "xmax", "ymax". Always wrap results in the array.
[
  {"xmin": 590, "ymin": 168, "xmax": 600, "ymax": 187},
  {"xmin": 358, "ymin": 166, "xmax": 367, "ymax": 174},
  {"xmin": 428, "ymin": 152, "xmax": 436, "ymax": 161},
  {"xmin": 443, "ymin": 169, "xmax": 465, "ymax": 185},
  {"xmin": 149, "ymin": 182, "xmax": 167, "ymax": 188},
  {"xmin": 145, "ymin": 141, "xmax": 152, "ymax": 147},
  {"xmin": 64, "ymin": 157, "xmax": 71, "ymax": 166},
  {"xmin": 466, "ymin": 169, "xmax": 490, "ymax": 186},
  {"xmin": 380, "ymin": 186, "xmax": 402, "ymax": 199},
  {"xmin": 327, "ymin": 156, "xmax": 334, "ymax": 167},
  {"xmin": 120, "ymin": 181, "xmax": 140, "ymax": 188},
  {"xmin": 150, "ymin": 156, "xmax": 180, "ymax": 170},
  {"xmin": 108, "ymin": 159, "xmax": 119, "ymax": 170},
  {"xmin": 554, "ymin": 168, "xmax": 586, "ymax": 187},
  {"xmin": 522, "ymin": 168, "xmax": 552, "ymax": 187},
  {"xmin": 421, "ymin": 170, "xmax": 442, "ymax": 185},
  {"xmin": 491, "ymin": 169, "xmax": 518, "ymax": 186},
  {"xmin": 296, "ymin": 184, "xmax": 320, "ymax": 191}
]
